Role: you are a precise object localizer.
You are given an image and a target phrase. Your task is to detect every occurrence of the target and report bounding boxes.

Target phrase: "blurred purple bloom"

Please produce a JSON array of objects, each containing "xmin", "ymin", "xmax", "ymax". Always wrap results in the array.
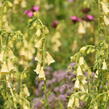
[
  {"xmin": 91, "ymin": 72, "xmax": 96, "ymax": 77},
  {"xmin": 46, "ymin": 79, "xmax": 54, "ymax": 86},
  {"xmin": 45, "ymin": 71, "xmax": 50, "ymax": 76},
  {"xmin": 53, "ymin": 71, "xmax": 67, "ymax": 82},
  {"xmin": 44, "ymin": 66, "xmax": 52, "ymax": 72},
  {"xmin": 70, "ymin": 16, "xmax": 81, "ymax": 23},
  {"xmin": 32, "ymin": 6, "xmax": 40, "ymax": 12},
  {"xmin": 51, "ymin": 20, "xmax": 59, "ymax": 28},
  {"xmin": 58, "ymin": 94, "xmax": 67, "ymax": 102},
  {"xmin": 66, "ymin": 87, "xmax": 73, "ymax": 96},
  {"xmin": 48, "ymin": 94, "xmax": 56, "ymax": 103},
  {"xmin": 54, "ymin": 87, "xmax": 60, "ymax": 93},
  {"xmin": 35, "ymin": 89, "xmax": 40, "ymax": 96},
  {"xmin": 33, "ymin": 98, "xmax": 42, "ymax": 109},
  {"xmin": 80, "ymin": 100, "xmax": 86, "ymax": 107},
  {"xmin": 24, "ymin": 10, "xmax": 29, "ymax": 14},
  {"xmin": 69, "ymin": 62, "xmax": 76, "ymax": 67},
  {"xmin": 59, "ymin": 85, "xmax": 66, "ymax": 94},
  {"xmin": 38, "ymin": 81, "xmax": 44, "ymax": 90},
  {"xmin": 84, "ymin": 72, "xmax": 88, "ymax": 77},
  {"xmin": 65, "ymin": 72, "xmax": 76, "ymax": 79}
]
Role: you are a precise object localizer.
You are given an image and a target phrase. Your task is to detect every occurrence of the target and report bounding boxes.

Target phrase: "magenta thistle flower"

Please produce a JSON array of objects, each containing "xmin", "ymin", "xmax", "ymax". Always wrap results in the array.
[
  {"xmin": 24, "ymin": 10, "xmax": 33, "ymax": 17},
  {"xmin": 86, "ymin": 15, "xmax": 94, "ymax": 20},
  {"xmin": 51, "ymin": 20, "xmax": 59, "ymax": 28},
  {"xmin": 82, "ymin": 15, "xmax": 94, "ymax": 22},
  {"xmin": 32, "ymin": 6, "xmax": 40, "ymax": 12},
  {"xmin": 70, "ymin": 16, "xmax": 81, "ymax": 23}
]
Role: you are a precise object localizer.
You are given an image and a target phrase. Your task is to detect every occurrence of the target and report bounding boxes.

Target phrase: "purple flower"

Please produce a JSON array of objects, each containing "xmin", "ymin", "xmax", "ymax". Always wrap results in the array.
[
  {"xmin": 66, "ymin": 87, "xmax": 73, "ymax": 96},
  {"xmin": 33, "ymin": 98, "xmax": 42, "ymax": 109},
  {"xmin": 44, "ymin": 66, "xmax": 52, "ymax": 72},
  {"xmin": 81, "ymin": 8, "xmax": 91, "ymax": 14},
  {"xmin": 46, "ymin": 80, "xmax": 54, "ymax": 86},
  {"xmin": 32, "ymin": 6, "xmax": 40, "ymax": 12},
  {"xmin": 59, "ymin": 85, "xmax": 66, "ymax": 94},
  {"xmin": 54, "ymin": 87, "xmax": 60, "ymax": 93},
  {"xmin": 38, "ymin": 81, "xmax": 44, "ymax": 90},
  {"xmin": 51, "ymin": 20, "xmax": 59, "ymax": 28},
  {"xmin": 69, "ymin": 62, "xmax": 76, "ymax": 67},
  {"xmin": 58, "ymin": 94, "xmax": 67, "ymax": 102},
  {"xmin": 24, "ymin": 10, "xmax": 33, "ymax": 17},
  {"xmin": 48, "ymin": 94, "xmax": 56, "ymax": 103},
  {"xmin": 84, "ymin": 72, "xmax": 88, "ymax": 77},
  {"xmin": 82, "ymin": 15, "xmax": 94, "ymax": 22},
  {"xmin": 70, "ymin": 16, "xmax": 81, "ymax": 23},
  {"xmin": 35, "ymin": 89, "xmax": 40, "ymax": 96},
  {"xmin": 53, "ymin": 71, "xmax": 66, "ymax": 82}
]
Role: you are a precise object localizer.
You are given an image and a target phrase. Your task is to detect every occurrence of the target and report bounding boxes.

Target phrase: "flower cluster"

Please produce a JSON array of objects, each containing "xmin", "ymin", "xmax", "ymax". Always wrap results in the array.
[
  {"xmin": 24, "ymin": 6, "xmax": 40, "ymax": 17},
  {"xmin": 71, "ymin": 8, "xmax": 94, "ymax": 23},
  {"xmin": 33, "ymin": 64, "xmax": 76, "ymax": 109}
]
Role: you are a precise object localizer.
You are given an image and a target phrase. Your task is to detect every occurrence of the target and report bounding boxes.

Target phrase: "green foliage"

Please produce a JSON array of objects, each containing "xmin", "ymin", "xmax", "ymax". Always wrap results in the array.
[{"xmin": 1, "ymin": 0, "xmax": 109, "ymax": 109}]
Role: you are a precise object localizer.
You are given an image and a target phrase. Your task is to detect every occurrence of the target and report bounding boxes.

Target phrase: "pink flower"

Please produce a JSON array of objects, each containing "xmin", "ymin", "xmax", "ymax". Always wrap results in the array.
[
  {"xmin": 32, "ymin": 6, "xmax": 40, "ymax": 12},
  {"xmin": 82, "ymin": 15, "xmax": 94, "ymax": 22},
  {"xmin": 24, "ymin": 10, "xmax": 33, "ymax": 17},
  {"xmin": 86, "ymin": 15, "xmax": 94, "ymax": 20},
  {"xmin": 70, "ymin": 16, "xmax": 81, "ymax": 23}
]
